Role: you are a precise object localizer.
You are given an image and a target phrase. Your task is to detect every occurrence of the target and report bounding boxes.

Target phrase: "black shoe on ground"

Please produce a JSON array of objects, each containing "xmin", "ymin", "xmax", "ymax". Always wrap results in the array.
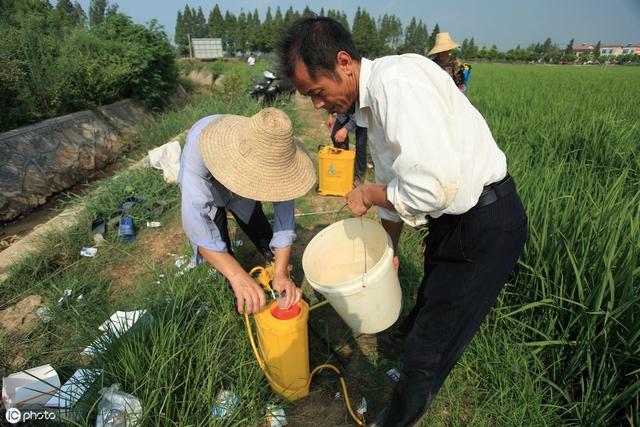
[
  {"xmin": 377, "ymin": 323, "xmax": 411, "ymax": 361},
  {"xmin": 367, "ymin": 404, "xmax": 389, "ymax": 427}
]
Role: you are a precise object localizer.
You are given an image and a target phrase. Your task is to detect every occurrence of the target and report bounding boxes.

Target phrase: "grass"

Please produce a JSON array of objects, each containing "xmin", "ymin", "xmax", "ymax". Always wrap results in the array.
[
  {"xmin": 469, "ymin": 63, "xmax": 640, "ymax": 426},
  {"xmin": 0, "ymin": 62, "xmax": 638, "ymax": 426},
  {"xmin": 0, "ymin": 59, "xmax": 304, "ymax": 425}
]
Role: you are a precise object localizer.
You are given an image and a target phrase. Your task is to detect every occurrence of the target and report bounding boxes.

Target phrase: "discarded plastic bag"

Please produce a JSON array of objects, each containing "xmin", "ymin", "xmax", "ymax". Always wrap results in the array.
[
  {"xmin": 265, "ymin": 404, "xmax": 287, "ymax": 426},
  {"xmin": 148, "ymin": 140, "xmax": 182, "ymax": 183},
  {"xmin": 46, "ymin": 368, "xmax": 102, "ymax": 418},
  {"xmin": 80, "ymin": 247, "xmax": 98, "ymax": 257},
  {"xmin": 81, "ymin": 310, "xmax": 149, "ymax": 356},
  {"xmin": 95, "ymin": 384, "xmax": 142, "ymax": 427},
  {"xmin": 211, "ymin": 390, "xmax": 238, "ymax": 419}
]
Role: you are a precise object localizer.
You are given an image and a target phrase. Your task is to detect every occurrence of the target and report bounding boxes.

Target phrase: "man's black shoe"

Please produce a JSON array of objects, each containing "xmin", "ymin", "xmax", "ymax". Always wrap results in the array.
[
  {"xmin": 367, "ymin": 404, "xmax": 389, "ymax": 427},
  {"xmin": 377, "ymin": 323, "xmax": 411, "ymax": 360}
]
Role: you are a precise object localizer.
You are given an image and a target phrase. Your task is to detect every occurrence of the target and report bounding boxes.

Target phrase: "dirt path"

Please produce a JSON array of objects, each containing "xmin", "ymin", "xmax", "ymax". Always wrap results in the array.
[
  {"xmin": 94, "ymin": 94, "xmax": 388, "ymax": 425},
  {"xmin": 282, "ymin": 96, "xmax": 393, "ymax": 426}
]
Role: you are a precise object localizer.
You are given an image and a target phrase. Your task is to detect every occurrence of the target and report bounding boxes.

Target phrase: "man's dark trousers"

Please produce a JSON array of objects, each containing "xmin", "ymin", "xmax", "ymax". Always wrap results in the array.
[
  {"xmin": 331, "ymin": 116, "xmax": 367, "ymax": 183},
  {"xmin": 383, "ymin": 178, "xmax": 528, "ymax": 427}
]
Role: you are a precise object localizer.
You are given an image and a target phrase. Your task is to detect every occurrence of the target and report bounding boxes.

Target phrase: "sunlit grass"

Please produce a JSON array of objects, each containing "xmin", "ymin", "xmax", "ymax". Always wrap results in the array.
[{"xmin": 1, "ymin": 62, "xmax": 637, "ymax": 426}]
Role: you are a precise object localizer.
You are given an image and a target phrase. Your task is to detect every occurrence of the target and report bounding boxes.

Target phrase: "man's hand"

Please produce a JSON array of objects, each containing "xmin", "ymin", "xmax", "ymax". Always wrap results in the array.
[
  {"xmin": 334, "ymin": 127, "xmax": 348, "ymax": 143},
  {"xmin": 272, "ymin": 272, "xmax": 302, "ymax": 309},
  {"xmin": 346, "ymin": 185, "xmax": 373, "ymax": 216},
  {"xmin": 393, "ymin": 255, "xmax": 399, "ymax": 272},
  {"xmin": 229, "ymin": 271, "xmax": 266, "ymax": 314}
]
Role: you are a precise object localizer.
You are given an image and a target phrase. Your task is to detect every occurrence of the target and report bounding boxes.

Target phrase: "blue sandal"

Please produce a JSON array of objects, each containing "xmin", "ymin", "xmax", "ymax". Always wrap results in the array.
[
  {"xmin": 118, "ymin": 215, "xmax": 136, "ymax": 242},
  {"xmin": 117, "ymin": 195, "xmax": 146, "ymax": 212}
]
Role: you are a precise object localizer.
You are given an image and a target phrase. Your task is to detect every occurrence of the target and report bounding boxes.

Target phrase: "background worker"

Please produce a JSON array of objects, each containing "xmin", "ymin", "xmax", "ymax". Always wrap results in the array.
[
  {"xmin": 178, "ymin": 108, "xmax": 316, "ymax": 314},
  {"xmin": 428, "ymin": 32, "xmax": 469, "ymax": 94},
  {"xmin": 325, "ymin": 103, "xmax": 368, "ymax": 184},
  {"xmin": 279, "ymin": 17, "xmax": 527, "ymax": 426},
  {"xmin": 247, "ymin": 52, "xmax": 256, "ymax": 67}
]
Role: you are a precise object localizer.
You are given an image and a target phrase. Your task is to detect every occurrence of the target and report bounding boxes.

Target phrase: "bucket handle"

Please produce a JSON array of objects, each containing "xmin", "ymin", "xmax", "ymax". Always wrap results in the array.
[{"xmin": 318, "ymin": 144, "xmax": 344, "ymax": 155}]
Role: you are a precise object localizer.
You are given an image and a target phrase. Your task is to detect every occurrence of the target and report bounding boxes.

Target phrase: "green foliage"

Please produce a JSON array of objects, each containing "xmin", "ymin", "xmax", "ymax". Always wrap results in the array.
[
  {"xmin": 88, "ymin": 0, "xmax": 106, "ymax": 27},
  {"xmin": 174, "ymin": 5, "xmax": 207, "ymax": 55},
  {"xmin": 261, "ymin": 7, "xmax": 275, "ymax": 52},
  {"xmin": 207, "ymin": 4, "xmax": 223, "ymax": 38},
  {"xmin": 378, "ymin": 14, "xmax": 403, "ymax": 55},
  {"xmin": 326, "ymin": 9, "xmax": 349, "ymax": 32},
  {"xmin": 352, "ymin": 7, "xmax": 380, "ymax": 57},
  {"xmin": 427, "ymin": 23, "xmax": 439, "ymax": 53},
  {"xmin": 399, "ymin": 17, "xmax": 428, "ymax": 54},
  {"xmin": 0, "ymin": 5, "xmax": 177, "ymax": 132}
]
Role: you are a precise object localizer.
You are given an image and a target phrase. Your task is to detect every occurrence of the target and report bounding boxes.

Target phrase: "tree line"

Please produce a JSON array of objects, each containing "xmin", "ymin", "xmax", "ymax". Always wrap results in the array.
[
  {"xmin": 175, "ymin": 4, "xmax": 639, "ymax": 64},
  {"xmin": 175, "ymin": 5, "xmax": 441, "ymax": 58}
]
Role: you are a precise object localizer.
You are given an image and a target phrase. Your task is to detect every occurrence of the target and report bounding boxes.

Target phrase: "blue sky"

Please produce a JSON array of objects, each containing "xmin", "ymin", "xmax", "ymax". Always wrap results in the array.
[{"xmin": 76, "ymin": 0, "xmax": 640, "ymax": 50}]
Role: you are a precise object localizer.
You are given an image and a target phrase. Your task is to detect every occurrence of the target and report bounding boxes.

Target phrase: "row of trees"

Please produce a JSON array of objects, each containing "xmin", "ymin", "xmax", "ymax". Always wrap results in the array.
[
  {"xmin": 174, "ymin": 4, "xmax": 638, "ymax": 64},
  {"xmin": 175, "ymin": 5, "xmax": 443, "ymax": 58},
  {"xmin": 0, "ymin": 0, "xmax": 177, "ymax": 132}
]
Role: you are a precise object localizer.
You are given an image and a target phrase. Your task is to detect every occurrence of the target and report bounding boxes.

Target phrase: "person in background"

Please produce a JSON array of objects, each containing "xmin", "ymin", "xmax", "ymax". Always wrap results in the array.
[
  {"xmin": 279, "ymin": 17, "xmax": 527, "ymax": 426},
  {"xmin": 178, "ymin": 108, "xmax": 316, "ymax": 314},
  {"xmin": 325, "ymin": 103, "xmax": 368, "ymax": 184},
  {"xmin": 427, "ymin": 32, "xmax": 469, "ymax": 94},
  {"xmin": 247, "ymin": 52, "xmax": 256, "ymax": 67}
]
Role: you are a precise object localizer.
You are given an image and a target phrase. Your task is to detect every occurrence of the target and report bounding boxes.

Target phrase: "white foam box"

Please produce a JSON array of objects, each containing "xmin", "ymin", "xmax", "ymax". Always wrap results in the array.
[{"xmin": 2, "ymin": 364, "xmax": 60, "ymax": 410}]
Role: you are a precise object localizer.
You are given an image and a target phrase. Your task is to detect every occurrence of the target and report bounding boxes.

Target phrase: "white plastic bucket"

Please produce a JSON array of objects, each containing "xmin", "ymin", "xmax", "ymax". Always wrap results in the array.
[{"xmin": 302, "ymin": 218, "xmax": 401, "ymax": 334}]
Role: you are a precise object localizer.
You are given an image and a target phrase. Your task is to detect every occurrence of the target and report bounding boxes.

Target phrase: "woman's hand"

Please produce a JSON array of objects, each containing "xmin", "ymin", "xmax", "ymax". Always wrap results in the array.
[
  {"xmin": 229, "ymin": 271, "xmax": 266, "ymax": 314},
  {"xmin": 272, "ymin": 272, "xmax": 302, "ymax": 309}
]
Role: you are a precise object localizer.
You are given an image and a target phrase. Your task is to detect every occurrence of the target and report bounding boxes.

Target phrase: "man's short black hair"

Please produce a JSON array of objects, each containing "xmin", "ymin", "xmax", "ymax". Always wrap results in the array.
[{"xmin": 278, "ymin": 17, "xmax": 362, "ymax": 81}]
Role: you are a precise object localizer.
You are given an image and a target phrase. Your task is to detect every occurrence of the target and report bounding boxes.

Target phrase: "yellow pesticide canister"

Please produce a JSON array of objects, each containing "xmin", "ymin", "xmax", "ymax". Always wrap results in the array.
[
  {"xmin": 253, "ymin": 300, "xmax": 310, "ymax": 400},
  {"xmin": 318, "ymin": 146, "xmax": 355, "ymax": 197}
]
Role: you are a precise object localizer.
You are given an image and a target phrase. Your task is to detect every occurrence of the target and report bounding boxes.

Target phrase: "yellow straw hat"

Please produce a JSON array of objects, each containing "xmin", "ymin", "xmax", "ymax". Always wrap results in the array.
[
  {"xmin": 199, "ymin": 108, "xmax": 316, "ymax": 202},
  {"xmin": 427, "ymin": 32, "xmax": 460, "ymax": 56}
]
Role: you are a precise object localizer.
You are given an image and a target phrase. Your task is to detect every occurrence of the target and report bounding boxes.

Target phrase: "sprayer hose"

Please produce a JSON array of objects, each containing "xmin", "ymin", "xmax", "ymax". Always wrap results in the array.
[{"xmin": 244, "ymin": 313, "xmax": 365, "ymax": 426}]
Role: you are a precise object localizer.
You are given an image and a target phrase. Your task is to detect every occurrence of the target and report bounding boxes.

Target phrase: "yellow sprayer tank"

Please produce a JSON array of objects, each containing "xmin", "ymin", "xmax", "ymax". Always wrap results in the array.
[
  {"xmin": 253, "ymin": 300, "xmax": 310, "ymax": 400},
  {"xmin": 318, "ymin": 146, "xmax": 355, "ymax": 197}
]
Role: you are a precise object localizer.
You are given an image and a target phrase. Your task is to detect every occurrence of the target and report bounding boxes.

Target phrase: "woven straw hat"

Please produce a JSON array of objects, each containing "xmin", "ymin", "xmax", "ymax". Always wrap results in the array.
[
  {"xmin": 199, "ymin": 108, "xmax": 316, "ymax": 202},
  {"xmin": 427, "ymin": 32, "xmax": 460, "ymax": 56}
]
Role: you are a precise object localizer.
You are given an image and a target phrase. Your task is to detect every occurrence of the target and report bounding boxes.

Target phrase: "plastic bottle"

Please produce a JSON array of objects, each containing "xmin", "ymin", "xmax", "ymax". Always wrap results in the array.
[{"xmin": 266, "ymin": 290, "xmax": 288, "ymax": 310}]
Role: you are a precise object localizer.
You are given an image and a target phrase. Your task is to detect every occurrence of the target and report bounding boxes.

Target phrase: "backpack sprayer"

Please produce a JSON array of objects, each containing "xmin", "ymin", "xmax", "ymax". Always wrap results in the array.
[{"xmin": 244, "ymin": 262, "xmax": 365, "ymax": 426}]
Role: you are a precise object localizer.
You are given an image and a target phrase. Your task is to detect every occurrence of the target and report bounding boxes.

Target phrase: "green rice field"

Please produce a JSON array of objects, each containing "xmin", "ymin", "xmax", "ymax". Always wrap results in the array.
[
  {"xmin": 467, "ymin": 63, "xmax": 639, "ymax": 426},
  {"xmin": 0, "ymin": 62, "xmax": 637, "ymax": 426}
]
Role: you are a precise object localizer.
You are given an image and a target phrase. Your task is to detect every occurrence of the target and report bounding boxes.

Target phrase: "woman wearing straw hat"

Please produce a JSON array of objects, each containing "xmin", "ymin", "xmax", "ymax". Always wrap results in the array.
[
  {"xmin": 427, "ymin": 32, "xmax": 469, "ymax": 94},
  {"xmin": 178, "ymin": 108, "xmax": 316, "ymax": 314}
]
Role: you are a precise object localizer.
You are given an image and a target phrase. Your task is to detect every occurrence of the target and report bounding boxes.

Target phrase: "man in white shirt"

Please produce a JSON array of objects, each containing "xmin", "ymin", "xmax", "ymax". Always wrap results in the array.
[
  {"xmin": 279, "ymin": 17, "xmax": 527, "ymax": 426},
  {"xmin": 247, "ymin": 52, "xmax": 256, "ymax": 67}
]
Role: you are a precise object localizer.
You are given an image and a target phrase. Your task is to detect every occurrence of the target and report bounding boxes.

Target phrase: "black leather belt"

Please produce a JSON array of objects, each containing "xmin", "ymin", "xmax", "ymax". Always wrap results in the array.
[{"xmin": 475, "ymin": 174, "xmax": 515, "ymax": 209}]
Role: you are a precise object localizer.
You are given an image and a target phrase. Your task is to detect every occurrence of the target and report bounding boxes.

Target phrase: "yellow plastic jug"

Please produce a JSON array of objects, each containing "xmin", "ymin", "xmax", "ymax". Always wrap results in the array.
[
  {"xmin": 318, "ymin": 146, "xmax": 355, "ymax": 197},
  {"xmin": 253, "ymin": 300, "xmax": 310, "ymax": 400}
]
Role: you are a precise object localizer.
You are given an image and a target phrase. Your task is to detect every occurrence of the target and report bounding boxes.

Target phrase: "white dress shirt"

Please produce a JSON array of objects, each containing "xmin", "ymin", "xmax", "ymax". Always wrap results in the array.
[{"xmin": 355, "ymin": 54, "xmax": 507, "ymax": 227}]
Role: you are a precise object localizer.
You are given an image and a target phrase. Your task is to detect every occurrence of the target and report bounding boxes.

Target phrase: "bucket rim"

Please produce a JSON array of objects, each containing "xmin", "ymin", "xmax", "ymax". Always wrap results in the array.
[{"xmin": 302, "ymin": 218, "xmax": 394, "ymax": 295}]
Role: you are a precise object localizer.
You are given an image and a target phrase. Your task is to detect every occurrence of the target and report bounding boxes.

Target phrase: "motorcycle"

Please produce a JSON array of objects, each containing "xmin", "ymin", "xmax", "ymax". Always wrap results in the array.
[{"xmin": 249, "ymin": 69, "xmax": 296, "ymax": 106}]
